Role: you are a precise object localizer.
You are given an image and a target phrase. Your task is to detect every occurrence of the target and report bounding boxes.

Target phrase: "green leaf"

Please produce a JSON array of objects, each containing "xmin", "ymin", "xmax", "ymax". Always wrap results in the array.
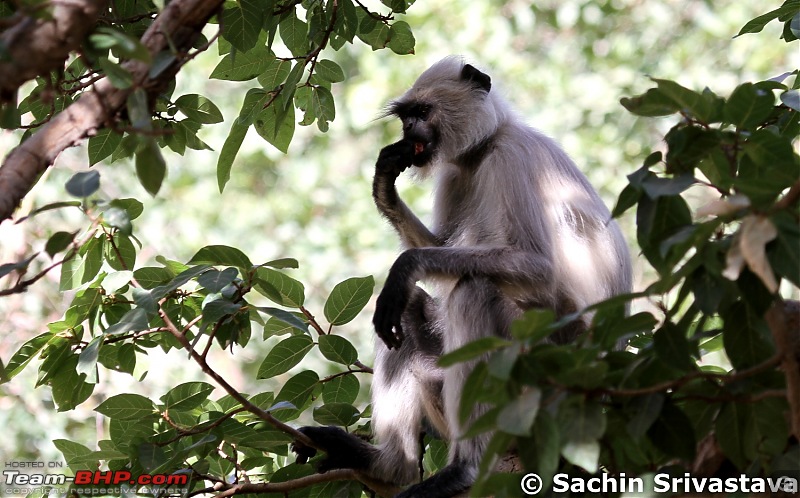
[
  {"xmin": 88, "ymin": 129, "xmax": 123, "ymax": 166},
  {"xmin": 273, "ymin": 370, "xmax": 319, "ymax": 420},
  {"xmin": 102, "ymin": 206, "xmax": 132, "ymax": 235},
  {"xmin": 104, "ymin": 307, "xmax": 150, "ymax": 335},
  {"xmin": 95, "ymin": 393, "xmax": 157, "ymax": 420},
  {"xmin": 197, "ymin": 267, "xmax": 238, "ymax": 292},
  {"xmin": 264, "ymin": 257, "xmax": 300, "ymax": 269},
  {"xmin": 257, "ymin": 335, "xmax": 314, "ymax": 379},
  {"xmin": 510, "ymin": 308, "xmax": 556, "ymax": 342},
  {"xmin": 45, "ymin": 230, "xmax": 77, "ymax": 258},
  {"xmin": 261, "ymin": 312, "xmax": 307, "ymax": 338},
  {"xmin": 0, "ymin": 100, "xmax": 21, "ymax": 129},
  {"xmin": 217, "ymin": 119, "xmax": 248, "ymax": 192},
  {"xmin": 279, "ymin": 14, "xmax": 308, "ymax": 56},
  {"xmin": 640, "ymin": 174, "xmax": 695, "ymax": 199},
  {"xmin": 653, "ymin": 323, "xmax": 695, "ymax": 372},
  {"xmin": 104, "ymin": 233, "xmax": 136, "ymax": 271},
  {"xmin": 98, "ymin": 57, "xmax": 133, "ymax": 89},
  {"xmin": 222, "ymin": 0, "xmax": 263, "ymax": 52},
  {"xmin": 562, "ymin": 437, "xmax": 600, "ymax": 473},
  {"xmin": 76, "ymin": 336, "xmax": 102, "ymax": 383},
  {"xmin": 722, "ymin": 302, "xmax": 775, "ymax": 370},
  {"xmin": 387, "ymin": 20, "xmax": 415, "ymax": 55},
  {"xmin": 189, "ymin": 245, "xmax": 253, "ymax": 270},
  {"xmin": 323, "ymin": 276, "xmax": 374, "ymax": 326},
  {"xmin": 133, "ymin": 266, "xmax": 173, "ymax": 289},
  {"xmin": 210, "ymin": 45, "xmax": 273, "ymax": 81},
  {"xmin": 612, "ymin": 182, "xmax": 643, "ymax": 218},
  {"xmin": 496, "ymin": 387, "xmax": 541, "ymax": 436},
  {"xmin": 5, "ymin": 332, "xmax": 53, "ymax": 380},
  {"xmin": 769, "ymin": 212, "xmax": 800, "ymax": 287},
  {"xmin": 311, "ymin": 86, "xmax": 335, "ymax": 132},
  {"xmin": 356, "ymin": 11, "xmax": 391, "ymax": 50},
  {"xmin": 625, "ymin": 393, "xmax": 664, "ymax": 439},
  {"xmin": 438, "ymin": 337, "xmax": 510, "ymax": 367},
  {"xmin": 321, "ymin": 374, "xmax": 359, "ymax": 404},
  {"xmin": 735, "ymin": 1, "xmax": 800, "ymax": 37},
  {"xmin": 781, "ymin": 89, "xmax": 800, "ymax": 111},
  {"xmin": 253, "ymin": 95, "xmax": 296, "ymax": 153},
  {"xmin": 174, "ymin": 94, "xmax": 224, "ymax": 124},
  {"xmin": 65, "ymin": 171, "xmax": 100, "ymax": 197},
  {"xmin": 258, "ymin": 57, "xmax": 292, "ymax": 90},
  {"xmin": 161, "ymin": 382, "xmax": 215, "ymax": 411},
  {"xmin": 313, "ymin": 402, "xmax": 360, "ymax": 426},
  {"xmin": 59, "ymin": 237, "xmax": 103, "ymax": 290},
  {"xmin": 90, "ymin": 26, "xmax": 150, "ymax": 61},
  {"xmin": 558, "ymin": 397, "xmax": 607, "ymax": 441},
  {"xmin": 737, "ymin": 130, "xmax": 800, "ymax": 205},
  {"xmin": 620, "ymin": 88, "xmax": 679, "ymax": 117},
  {"xmin": 318, "ymin": 334, "xmax": 358, "ymax": 365},
  {"xmin": 54, "ymin": 439, "xmax": 96, "ymax": 470},
  {"xmin": 15, "ymin": 201, "xmax": 82, "ymax": 223},
  {"xmin": 553, "ymin": 396, "xmax": 607, "ymax": 472},
  {"xmin": 254, "ymin": 267, "xmax": 305, "ymax": 308},
  {"xmin": 715, "ymin": 402, "xmax": 753, "ymax": 468},
  {"xmin": 724, "ymin": 83, "xmax": 775, "ymax": 130},
  {"xmin": 648, "ymin": 401, "xmax": 696, "ymax": 461},
  {"xmin": 135, "ymin": 138, "xmax": 167, "ymax": 196},
  {"xmin": 518, "ymin": 412, "xmax": 560, "ymax": 492},
  {"xmin": 314, "ymin": 59, "xmax": 345, "ymax": 83},
  {"xmin": 459, "ymin": 362, "xmax": 488, "ymax": 425},
  {"xmin": 653, "ymin": 78, "xmax": 716, "ymax": 122},
  {"xmin": 751, "ymin": 397, "xmax": 789, "ymax": 456}
]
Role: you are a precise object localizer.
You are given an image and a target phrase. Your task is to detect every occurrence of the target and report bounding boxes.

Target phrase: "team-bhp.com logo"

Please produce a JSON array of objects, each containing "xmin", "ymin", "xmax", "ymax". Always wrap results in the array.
[
  {"xmin": 4, "ymin": 468, "xmax": 188, "ymax": 495},
  {"xmin": 73, "ymin": 470, "xmax": 189, "ymax": 487}
]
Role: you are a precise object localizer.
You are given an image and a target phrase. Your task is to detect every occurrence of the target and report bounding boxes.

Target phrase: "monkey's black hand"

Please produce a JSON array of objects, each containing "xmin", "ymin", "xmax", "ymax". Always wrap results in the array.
[
  {"xmin": 373, "ymin": 283, "xmax": 409, "ymax": 349},
  {"xmin": 292, "ymin": 426, "xmax": 373, "ymax": 473},
  {"xmin": 375, "ymin": 139, "xmax": 415, "ymax": 180},
  {"xmin": 373, "ymin": 251, "xmax": 417, "ymax": 349}
]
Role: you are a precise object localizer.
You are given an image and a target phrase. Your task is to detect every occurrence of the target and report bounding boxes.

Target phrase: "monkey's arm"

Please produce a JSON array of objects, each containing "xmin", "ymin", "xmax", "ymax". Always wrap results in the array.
[
  {"xmin": 373, "ymin": 246, "xmax": 553, "ymax": 348},
  {"xmin": 373, "ymin": 140, "xmax": 442, "ymax": 248}
]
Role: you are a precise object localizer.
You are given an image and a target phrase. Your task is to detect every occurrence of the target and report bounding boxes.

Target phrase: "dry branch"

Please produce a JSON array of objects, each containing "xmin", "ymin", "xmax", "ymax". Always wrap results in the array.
[{"xmin": 0, "ymin": 0, "xmax": 225, "ymax": 222}]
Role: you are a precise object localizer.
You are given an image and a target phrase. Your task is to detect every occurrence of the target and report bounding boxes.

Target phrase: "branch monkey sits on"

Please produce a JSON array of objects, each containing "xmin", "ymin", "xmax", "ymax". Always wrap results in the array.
[{"xmin": 293, "ymin": 56, "xmax": 633, "ymax": 498}]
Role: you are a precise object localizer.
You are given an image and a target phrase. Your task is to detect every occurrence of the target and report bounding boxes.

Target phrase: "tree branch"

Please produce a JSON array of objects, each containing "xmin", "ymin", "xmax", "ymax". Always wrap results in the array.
[
  {"xmin": 765, "ymin": 299, "xmax": 800, "ymax": 439},
  {"xmin": 0, "ymin": 0, "xmax": 225, "ymax": 222},
  {"xmin": 211, "ymin": 468, "xmax": 401, "ymax": 498},
  {"xmin": 0, "ymin": 0, "xmax": 107, "ymax": 100}
]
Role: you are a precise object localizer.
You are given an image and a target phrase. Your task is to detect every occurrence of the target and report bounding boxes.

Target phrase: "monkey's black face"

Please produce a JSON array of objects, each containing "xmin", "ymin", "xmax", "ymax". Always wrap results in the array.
[{"xmin": 389, "ymin": 101, "xmax": 439, "ymax": 166}]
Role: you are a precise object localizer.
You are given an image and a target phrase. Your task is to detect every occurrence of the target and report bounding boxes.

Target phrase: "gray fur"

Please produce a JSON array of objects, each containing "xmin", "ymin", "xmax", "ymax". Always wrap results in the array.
[{"xmin": 302, "ymin": 57, "xmax": 632, "ymax": 498}]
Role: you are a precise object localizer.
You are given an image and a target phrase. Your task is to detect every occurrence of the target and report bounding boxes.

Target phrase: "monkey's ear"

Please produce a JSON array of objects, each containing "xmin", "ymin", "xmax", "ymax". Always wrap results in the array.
[{"xmin": 460, "ymin": 64, "xmax": 491, "ymax": 93}]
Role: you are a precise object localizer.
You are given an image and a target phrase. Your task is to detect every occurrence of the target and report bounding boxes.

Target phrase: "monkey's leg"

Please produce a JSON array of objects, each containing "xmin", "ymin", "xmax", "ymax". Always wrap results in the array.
[
  {"xmin": 369, "ymin": 286, "xmax": 445, "ymax": 485},
  {"xmin": 294, "ymin": 288, "xmax": 444, "ymax": 487},
  {"xmin": 396, "ymin": 276, "xmax": 519, "ymax": 498}
]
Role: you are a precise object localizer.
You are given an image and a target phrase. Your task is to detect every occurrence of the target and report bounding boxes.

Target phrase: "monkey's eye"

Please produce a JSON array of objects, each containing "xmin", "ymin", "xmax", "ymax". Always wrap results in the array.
[{"xmin": 417, "ymin": 105, "xmax": 431, "ymax": 121}]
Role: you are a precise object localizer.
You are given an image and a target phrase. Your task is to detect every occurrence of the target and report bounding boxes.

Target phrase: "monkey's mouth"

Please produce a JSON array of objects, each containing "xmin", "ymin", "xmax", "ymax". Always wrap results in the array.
[{"xmin": 409, "ymin": 139, "xmax": 435, "ymax": 166}]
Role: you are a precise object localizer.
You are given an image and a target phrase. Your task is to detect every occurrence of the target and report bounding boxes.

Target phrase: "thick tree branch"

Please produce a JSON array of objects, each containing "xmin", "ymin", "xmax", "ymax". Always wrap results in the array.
[
  {"xmin": 0, "ymin": 0, "xmax": 107, "ymax": 100},
  {"xmin": 0, "ymin": 0, "xmax": 225, "ymax": 222},
  {"xmin": 765, "ymin": 299, "xmax": 800, "ymax": 439}
]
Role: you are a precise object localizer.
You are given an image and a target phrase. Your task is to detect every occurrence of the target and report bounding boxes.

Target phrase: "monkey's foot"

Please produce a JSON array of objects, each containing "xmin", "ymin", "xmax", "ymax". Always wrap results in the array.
[{"xmin": 292, "ymin": 426, "xmax": 375, "ymax": 473}]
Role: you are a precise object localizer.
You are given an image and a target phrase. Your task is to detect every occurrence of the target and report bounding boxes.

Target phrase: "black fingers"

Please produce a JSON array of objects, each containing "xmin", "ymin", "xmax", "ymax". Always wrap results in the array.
[
  {"xmin": 373, "ymin": 286, "xmax": 405, "ymax": 349},
  {"xmin": 376, "ymin": 139, "xmax": 415, "ymax": 178}
]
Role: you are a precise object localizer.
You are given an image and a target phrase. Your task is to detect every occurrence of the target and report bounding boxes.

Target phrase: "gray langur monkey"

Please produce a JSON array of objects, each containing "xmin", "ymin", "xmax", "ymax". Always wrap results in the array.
[{"xmin": 292, "ymin": 57, "xmax": 633, "ymax": 497}]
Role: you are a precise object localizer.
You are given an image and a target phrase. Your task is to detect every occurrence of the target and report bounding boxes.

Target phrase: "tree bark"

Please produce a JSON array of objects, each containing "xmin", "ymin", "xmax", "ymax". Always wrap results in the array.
[
  {"xmin": 0, "ymin": 0, "xmax": 107, "ymax": 101},
  {"xmin": 0, "ymin": 0, "xmax": 224, "ymax": 222}
]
